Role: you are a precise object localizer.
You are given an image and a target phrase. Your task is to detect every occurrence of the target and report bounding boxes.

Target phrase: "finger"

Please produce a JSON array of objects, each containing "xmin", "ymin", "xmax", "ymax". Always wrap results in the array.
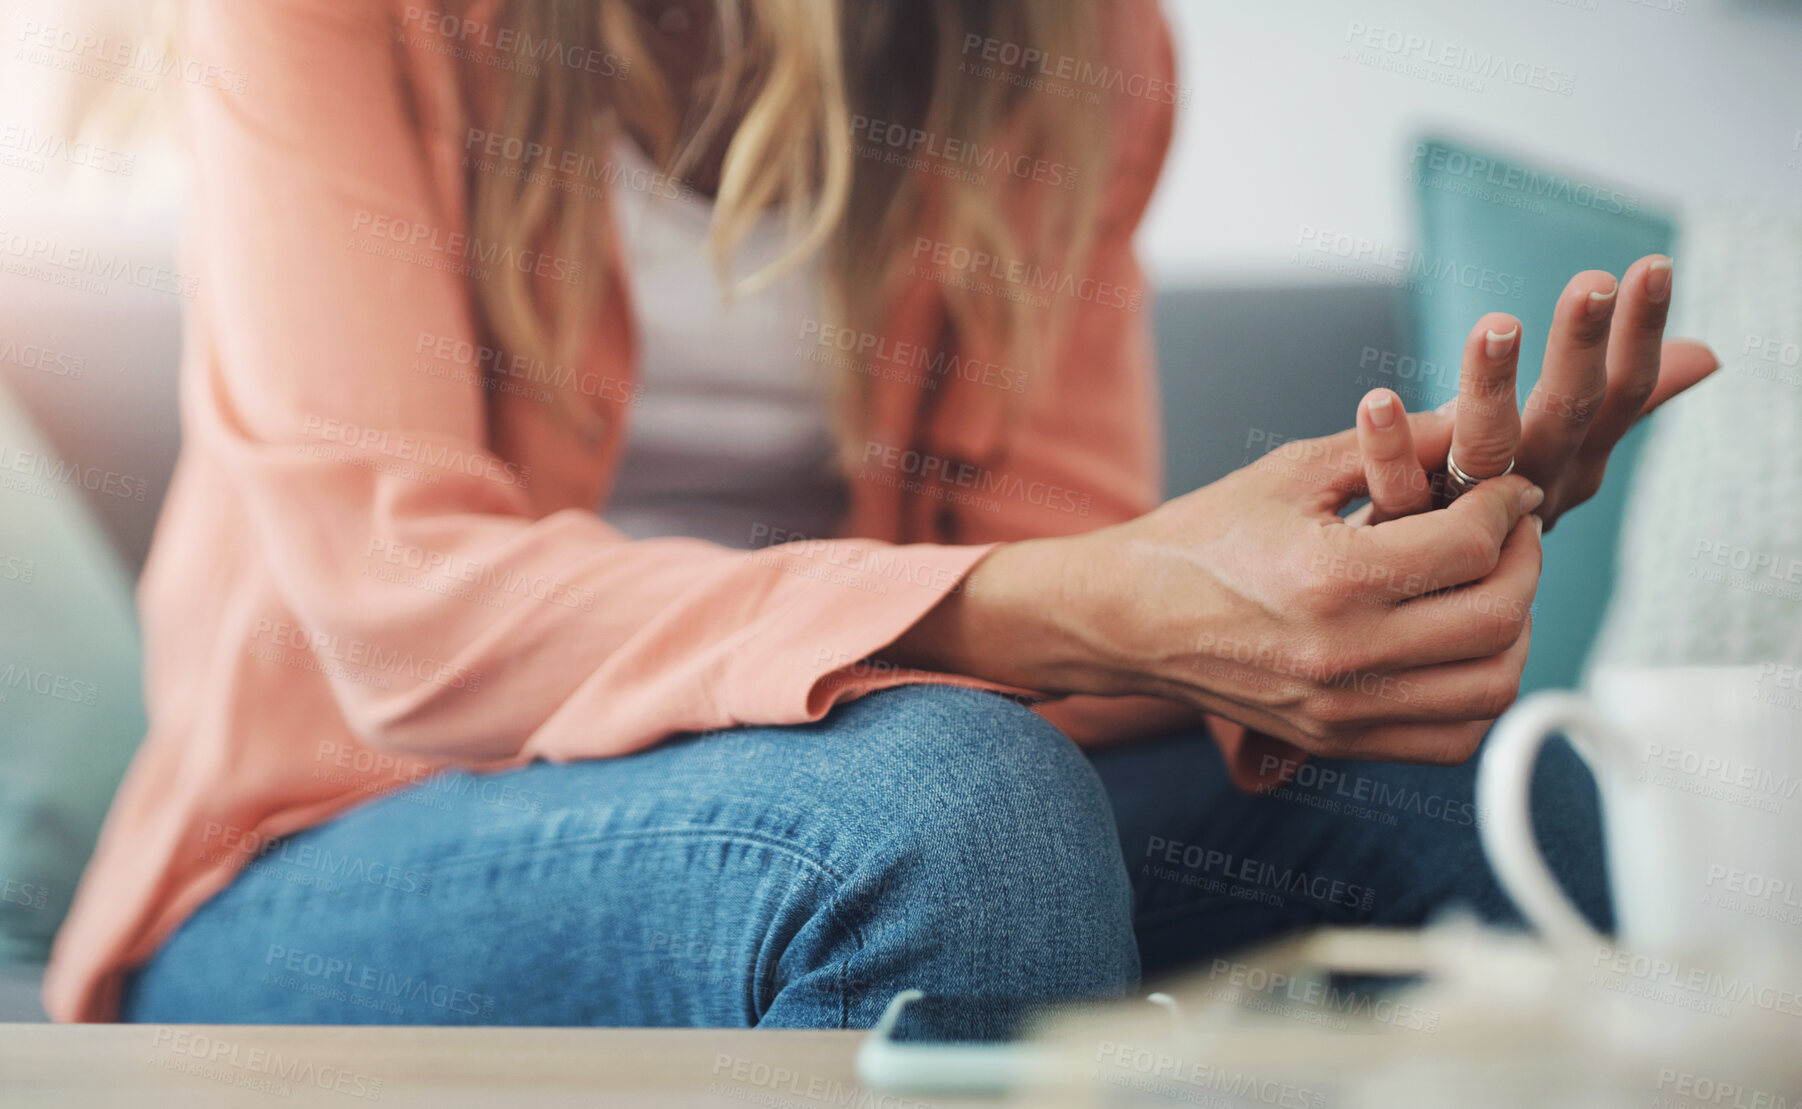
[
  {"xmin": 1255, "ymin": 410, "xmax": 1453, "ymax": 509},
  {"xmin": 1399, "ymin": 619, "xmax": 1532, "ymax": 723},
  {"xmin": 1554, "ymin": 336, "xmax": 1717, "ymax": 520},
  {"xmin": 1328, "ymin": 719, "xmax": 1492, "ymax": 765},
  {"xmin": 1193, "ymin": 695, "xmax": 1492, "ymax": 766},
  {"xmin": 1362, "ymin": 513, "xmax": 1542, "ymax": 669},
  {"xmin": 1323, "ymin": 627, "xmax": 1532, "ymax": 757},
  {"xmin": 1343, "ymin": 472, "xmax": 1544, "ymax": 596},
  {"xmin": 1517, "ymin": 269, "xmax": 1620, "ymax": 480},
  {"xmin": 1569, "ymin": 257, "xmax": 1667, "ymax": 459},
  {"xmin": 1641, "ymin": 338, "xmax": 1718, "ymax": 414},
  {"xmin": 1355, "ymin": 389, "xmax": 1433, "ymax": 523},
  {"xmin": 1447, "ymin": 312, "xmax": 1524, "ymax": 487},
  {"xmin": 1309, "ymin": 512, "xmax": 1536, "ymax": 693},
  {"xmin": 1405, "ymin": 406, "xmax": 1454, "ymax": 473}
]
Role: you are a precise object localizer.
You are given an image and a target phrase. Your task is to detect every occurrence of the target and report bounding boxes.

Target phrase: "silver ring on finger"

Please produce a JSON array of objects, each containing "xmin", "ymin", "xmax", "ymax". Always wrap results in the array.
[{"xmin": 1443, "ymin": 451, "xmax": 1514, "ymax": 501}]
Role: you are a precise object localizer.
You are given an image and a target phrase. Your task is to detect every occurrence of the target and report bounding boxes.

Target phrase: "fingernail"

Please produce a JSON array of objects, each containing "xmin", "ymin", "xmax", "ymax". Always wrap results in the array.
[
  {"xmin": 1586, "ymin": 283, "xmax": 1618, "ymax": 322},
  {"xmin": 1485, "ymin": 326, "xmax": 1519, "ymax": 362},
  {"xmin": 1521, "ymin": 485, "xmax": 1545, "ymax": 512},
  {"xmin": 1367, "ymin": 391, "xmax": 1396, "ymax": 429},
  {"xmin": 1647, "ymin": 258, "xmax": 1673, "ymax": 304},
  {"xmin": 1531, "ymin": 514, "xmax": 1544, "ymax": 535}
]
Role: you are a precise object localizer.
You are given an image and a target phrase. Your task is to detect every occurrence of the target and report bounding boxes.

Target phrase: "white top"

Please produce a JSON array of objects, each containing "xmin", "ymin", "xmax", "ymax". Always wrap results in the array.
[{"xmin": 600, "ymin": 137, "xmax": 846, "ymax": 549}]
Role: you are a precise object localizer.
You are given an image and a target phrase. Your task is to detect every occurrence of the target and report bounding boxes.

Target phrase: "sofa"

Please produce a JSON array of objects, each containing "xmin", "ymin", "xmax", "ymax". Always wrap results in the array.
[{"xmin": 0, "ymin": 136, "xmax": 1675, "ymax": 1022}]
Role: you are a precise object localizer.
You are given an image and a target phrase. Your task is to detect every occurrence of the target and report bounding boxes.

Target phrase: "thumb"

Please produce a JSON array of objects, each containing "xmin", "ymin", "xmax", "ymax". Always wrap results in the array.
[{"xmin": 1367, "ymin": 473, "xmax": 1545, "ymax": 589}]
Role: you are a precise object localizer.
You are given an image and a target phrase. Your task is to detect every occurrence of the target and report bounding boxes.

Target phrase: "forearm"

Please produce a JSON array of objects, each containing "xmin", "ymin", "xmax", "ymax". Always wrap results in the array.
[{"xmin": 881, "ymin": 534, "xmax": 1134, "ymax": 699}]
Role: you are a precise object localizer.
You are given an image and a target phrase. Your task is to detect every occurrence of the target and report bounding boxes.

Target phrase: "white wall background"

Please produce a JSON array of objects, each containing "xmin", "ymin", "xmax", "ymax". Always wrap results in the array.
[
  {"xmin": 4, "ymin": 0, "xmax": 1796, "ymax": 281},
  {"xmin": 1140, "ymin": 0, "xmax": 1802, "ymax": 283}
]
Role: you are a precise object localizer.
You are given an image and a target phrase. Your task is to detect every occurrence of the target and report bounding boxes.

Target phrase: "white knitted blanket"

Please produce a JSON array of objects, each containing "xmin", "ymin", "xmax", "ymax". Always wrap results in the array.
[{"xmin": 1588, "ymin": 203, "xmax": 1802, "ymax": 674}]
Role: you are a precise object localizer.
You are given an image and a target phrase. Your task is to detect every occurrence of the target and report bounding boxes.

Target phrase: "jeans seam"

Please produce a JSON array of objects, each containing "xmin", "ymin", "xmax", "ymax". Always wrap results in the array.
[
  {"xmin": 820, "ymin": 897, "xmax": 867, "ymax": 1030},
  {"xmin": 214, "ymin": 827, "xmax": 853, "ymax": 923},
  {"xmin": 202, "ymin": 825, "xmax": 874, "ymax": 1025},
  {"xmin": 415, "ymin": 826, "xmax": 853, "ymax": 879}
]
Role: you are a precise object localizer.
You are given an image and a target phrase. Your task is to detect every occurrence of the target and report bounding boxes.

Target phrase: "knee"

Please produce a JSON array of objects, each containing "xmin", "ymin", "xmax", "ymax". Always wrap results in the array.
[
  {"xmin": 824, "ymin": 687, "xmax": 1137, "ymax": 994},
  {"xmin": 838, "ymin": 685, "xmax": 1121, "ymax": 857}
]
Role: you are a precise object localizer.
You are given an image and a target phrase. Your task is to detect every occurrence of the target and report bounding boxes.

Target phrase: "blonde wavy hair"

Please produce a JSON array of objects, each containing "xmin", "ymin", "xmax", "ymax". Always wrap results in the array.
[
  {"xmin": 456, "ymin": 0, "xmax": 1111, "ymax": 460},
  {"xmin": 46, "ymin": 0, "xmax": 1114, "ymax": 459}
]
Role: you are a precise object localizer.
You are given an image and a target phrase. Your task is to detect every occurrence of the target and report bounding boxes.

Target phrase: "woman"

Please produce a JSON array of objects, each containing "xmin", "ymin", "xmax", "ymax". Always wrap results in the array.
[{"xmin": 47, "ymin": 0, "xmax": 1715, "ymax": 1029}]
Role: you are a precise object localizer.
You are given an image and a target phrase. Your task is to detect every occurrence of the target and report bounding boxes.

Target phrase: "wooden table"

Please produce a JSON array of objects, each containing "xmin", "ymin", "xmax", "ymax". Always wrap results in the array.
[{"xmin": 2, "ymin": 1024, "xmax": 1002, "ymax": 1108}]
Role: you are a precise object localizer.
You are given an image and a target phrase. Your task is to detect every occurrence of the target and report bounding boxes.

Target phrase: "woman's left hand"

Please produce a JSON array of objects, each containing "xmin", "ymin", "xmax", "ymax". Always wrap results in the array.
[{"xmin": 1355, "ymin": 254, "xmax": 1718, "ymax": 531}]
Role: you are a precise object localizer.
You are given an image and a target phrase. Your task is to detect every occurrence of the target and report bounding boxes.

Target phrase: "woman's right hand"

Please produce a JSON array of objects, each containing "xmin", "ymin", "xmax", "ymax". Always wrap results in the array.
[{"xmin": 898, "ymin": 419, "xmax": 1545, "ymax": 764}]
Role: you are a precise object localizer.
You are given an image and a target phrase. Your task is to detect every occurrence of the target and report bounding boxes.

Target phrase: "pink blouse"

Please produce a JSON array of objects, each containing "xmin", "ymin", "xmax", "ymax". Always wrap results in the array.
[{"xmin": 45, "ymin": 0, "xmax": 1297, "ymax": 1021}]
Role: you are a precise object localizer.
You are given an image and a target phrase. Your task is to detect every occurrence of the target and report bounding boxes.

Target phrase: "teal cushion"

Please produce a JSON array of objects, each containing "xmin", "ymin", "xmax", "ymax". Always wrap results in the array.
[
  {"xmin": 1407, "ymin": 136, "xmax": 1675, "ymax": 696},
  {"xmin": 0, "ymin": 376, "xmax": 146, "ymax": 963}
]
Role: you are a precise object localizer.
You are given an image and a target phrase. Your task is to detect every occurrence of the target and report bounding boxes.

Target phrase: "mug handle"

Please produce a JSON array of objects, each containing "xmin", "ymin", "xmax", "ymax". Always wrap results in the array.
[{"xmin": 1477, "ymin": 692, "xmax": 1633, "ymax": 952}]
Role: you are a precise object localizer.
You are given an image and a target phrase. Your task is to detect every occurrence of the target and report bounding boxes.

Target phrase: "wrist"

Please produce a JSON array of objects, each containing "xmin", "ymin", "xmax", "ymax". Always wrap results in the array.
[{"xmin": 883, "ymin": 534, "xmax": 1129, "ymax": 697}]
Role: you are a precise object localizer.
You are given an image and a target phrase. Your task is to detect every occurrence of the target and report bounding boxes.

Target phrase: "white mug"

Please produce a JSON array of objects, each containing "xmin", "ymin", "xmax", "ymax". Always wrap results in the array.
[{"xmin": 1478, "ymin": 663, "xmax": 1802, "ymax": 964}]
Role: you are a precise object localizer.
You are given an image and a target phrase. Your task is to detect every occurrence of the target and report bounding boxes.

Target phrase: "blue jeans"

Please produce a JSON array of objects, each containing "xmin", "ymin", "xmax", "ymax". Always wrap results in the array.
[{"xmin": 121, "ymin": 686, "xmax": 1609, "ymax": 1030}]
